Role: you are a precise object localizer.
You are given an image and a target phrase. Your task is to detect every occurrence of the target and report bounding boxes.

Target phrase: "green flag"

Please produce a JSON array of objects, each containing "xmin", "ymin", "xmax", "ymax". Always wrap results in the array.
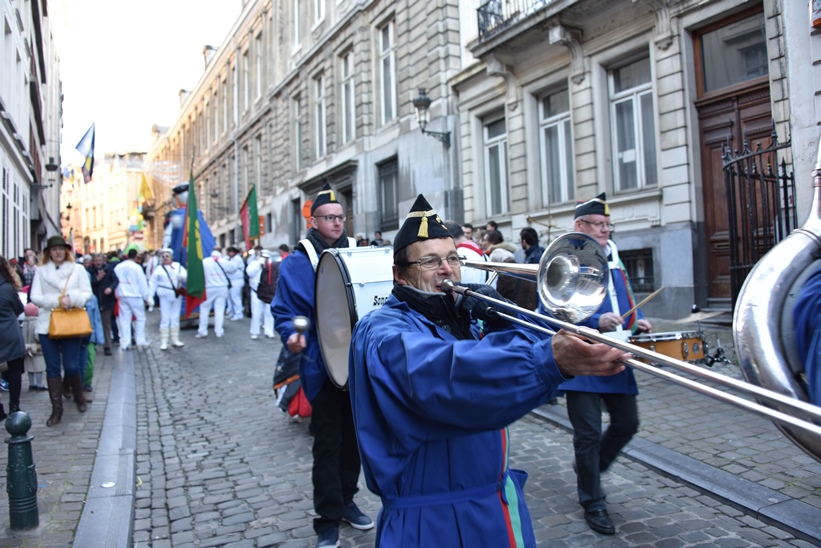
[
  {"xmin": 239, "ymin": 185, "xmax": 260, "ymax": 250},
  {"xmin": 184, "ymin": 171, "xmax": 206, "ymax": 316}
]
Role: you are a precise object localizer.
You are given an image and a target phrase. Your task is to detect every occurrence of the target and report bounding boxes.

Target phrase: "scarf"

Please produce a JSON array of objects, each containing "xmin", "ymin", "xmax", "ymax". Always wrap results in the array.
[{"xmin": 392, "ymin": 283, "xmax": 474, "ymax": 340}]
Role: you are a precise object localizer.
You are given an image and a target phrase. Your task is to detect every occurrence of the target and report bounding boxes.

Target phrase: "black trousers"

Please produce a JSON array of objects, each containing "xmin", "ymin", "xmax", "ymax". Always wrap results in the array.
[
  {"xmin": 565, "ymin": 391, "xmax": 639, "ymax": 511},
  {"xmin": 310, "ymin": 378, "xmax": 361, "ymax": 533},
  {"xmin": 2, "ymin": 356, "xmax": 24, "ymax": 410}
]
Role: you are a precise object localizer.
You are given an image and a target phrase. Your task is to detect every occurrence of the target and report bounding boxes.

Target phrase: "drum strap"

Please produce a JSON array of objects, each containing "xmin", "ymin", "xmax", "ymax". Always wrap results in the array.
[
  {"xmin": 604, "ymin": 240, "xmax": 630, "ymax": 342},
  {"xmin": 299, "ymin": 237, "xmax": 357, "ymax": 272}
]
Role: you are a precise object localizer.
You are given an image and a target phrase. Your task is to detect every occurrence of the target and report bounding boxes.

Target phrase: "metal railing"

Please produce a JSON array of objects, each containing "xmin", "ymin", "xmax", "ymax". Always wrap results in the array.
[
  {"xmin": 477, "ymin": 0, "xmax": 556, "ymax": 41},
  {"xmin": 722, "ymin": 125, "xmax": 796, "ymax": 306}
]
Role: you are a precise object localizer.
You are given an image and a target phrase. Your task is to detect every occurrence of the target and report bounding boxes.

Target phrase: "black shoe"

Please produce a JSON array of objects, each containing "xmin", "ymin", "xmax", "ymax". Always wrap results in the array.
[
  {"xmin": 104, "ymin": 348, "xmax": 112, "ymax": 356},
  {"xmin": 584, "ymin": 509, "xmax": 615, "ymax": 535},
  {"xmin": 341, "ymin": 501, "xmax": 374, "ymax": 530},
  {"xmin": 315, "ymin": 527, "xmax": 339, "ymax": 548},
  {"xmin": 84, "ymin": 384, "xmax": 93, "ymax": 392},
  {"xmin": 0, "ymin": 405, "xmax": 6, "ymax": 421}
]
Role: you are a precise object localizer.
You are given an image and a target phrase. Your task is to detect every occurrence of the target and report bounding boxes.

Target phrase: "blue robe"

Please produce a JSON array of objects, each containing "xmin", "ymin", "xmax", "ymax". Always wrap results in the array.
[
  {"xmin": 544, "ymin": 261, "xmax": 641, "ymax": 395},
  {"xmin": 793, "ymin": 268, "xmax": 821, "ymax": 405},
  {"xmin": 271, "ymin": 249, "xmax": 327, "ymax": 401},
  {"xmin": 349, "ymin": 295, "xmax": 570, "ymax": 547}
]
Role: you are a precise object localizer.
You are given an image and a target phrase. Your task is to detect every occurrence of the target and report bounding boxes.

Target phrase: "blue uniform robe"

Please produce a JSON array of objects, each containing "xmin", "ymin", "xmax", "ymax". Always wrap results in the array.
[
  {"xmin": 349, "ymin": 295, "xmax": 571, "ymax": 547},
  {"xmin": 794, "ymin": 267, "xmax": 821, "ymax": 405},
  {"xmin": 271, "ymin": 249, "xmax": 327, "ymax": 401},
  {"xmin": 545, "ymin": 262, "xmax": 641, "ymax": 395}
]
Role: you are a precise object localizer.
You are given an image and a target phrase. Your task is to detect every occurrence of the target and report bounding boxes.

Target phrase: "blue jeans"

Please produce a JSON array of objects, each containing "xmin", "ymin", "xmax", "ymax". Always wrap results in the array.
[
  {"xmin": 39, "ymin": 334, "xmax": 84, "ymax": 379},
  {"xmin": 565, "ymin": 391, "xmax": 639, "ymax": 511}
]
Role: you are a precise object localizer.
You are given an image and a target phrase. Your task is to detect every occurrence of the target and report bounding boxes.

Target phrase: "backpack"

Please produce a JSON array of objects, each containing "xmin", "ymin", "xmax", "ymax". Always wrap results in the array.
[{"xmin": 256, "ymin": 261, "xmax": 280, "ymax": 304}]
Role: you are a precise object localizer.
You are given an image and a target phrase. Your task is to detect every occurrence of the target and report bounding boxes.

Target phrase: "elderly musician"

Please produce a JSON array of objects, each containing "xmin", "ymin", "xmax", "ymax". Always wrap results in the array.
[
  {"xmin": 554, "ymin": 192, "xmax": 652, "ymax": 535},
  {"xmin": 348, "ymin": 194, "xmax": 629, "ymax": 547}
]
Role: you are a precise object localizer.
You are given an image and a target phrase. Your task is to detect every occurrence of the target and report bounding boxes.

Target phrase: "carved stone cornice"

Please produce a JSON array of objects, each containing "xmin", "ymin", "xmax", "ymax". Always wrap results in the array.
[
  {"xmin": 646, "ymin": 0, "xmax": 676, "ymax": 50},
  {"xmin": 547, "ymin": 23, "xmax": 586, "ymax": 85},
  {"xmin": 485, "ymin": 55, "xmax": 520, "ymax": 111}
]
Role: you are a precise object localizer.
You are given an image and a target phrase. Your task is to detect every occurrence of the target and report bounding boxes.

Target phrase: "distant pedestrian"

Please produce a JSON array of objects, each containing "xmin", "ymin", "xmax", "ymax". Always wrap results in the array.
[
  {"xmin": 197, "ymin": 250, "xmax": 230, "ymax": 338},
  {"xmin": 443, "ymin": 220, "xmax": 487, "ymax": 285},
  {"xmin": 114, "ymin": 249, "xmax": 151, "ymax": 350},
  {"xmin": 485, "ymin": 220, "xmax": 498, "ymax": 232},
  {"xmin": 278, "ymin": 243, "xmax": 290, "ymax": 259},
  {"xmin": 461, "ymin": 222, "xmax": 475, "ymax": 242},
  {"xmin": 371, "ymin": 231, "xmax": 384, "ymax": 247},
  {"xmin": 247, "ymin": 250, "xmax": 276, "ymax": 340},
  {"xmin": 88, "ymin": 253, "xmax": 118, "ymax": 356},
  {"xmin": 520, "ymin": 227, "xmax": 545, "ymax": 265},
  {"xmin": 148, "ymin": 249, "xmax": 187, "ymax": 350},
  {"xmin": 225, "ymin": 246, "xmax": 245, "ymax": 320},
  {"xmin": 0, "ymin": 253, "xmax": 25, "ymax": 419}
]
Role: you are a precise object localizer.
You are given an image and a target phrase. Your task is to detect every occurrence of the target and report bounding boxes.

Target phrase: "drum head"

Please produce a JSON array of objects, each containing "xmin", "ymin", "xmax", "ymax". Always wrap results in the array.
[{"xmin": 315, "ymin": 250, "xmax": 356, "ymax": 388}]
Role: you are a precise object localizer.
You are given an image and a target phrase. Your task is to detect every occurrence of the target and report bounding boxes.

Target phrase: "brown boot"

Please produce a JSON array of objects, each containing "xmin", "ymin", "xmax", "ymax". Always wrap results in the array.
[
  {"xmin": 46, "ymin": 377, "xmax": 64, "ymax": 426},
  {"xmin": 67, "ymin": 375, "xmax": 87, "ymax": 413},
  {"xmin": 62, "ymin": 376, "xmax": 72, "ymax": 400}
]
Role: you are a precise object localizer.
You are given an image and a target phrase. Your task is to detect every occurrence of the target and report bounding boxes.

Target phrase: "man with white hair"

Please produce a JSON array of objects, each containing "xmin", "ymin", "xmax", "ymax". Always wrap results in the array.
[
  {"xmin": 246, "ymin": 250, "xmax": 276, "ymax": 340},
  {"xmin": 197, "ymin": 249, "xmax": 230, "ymax": 338}
]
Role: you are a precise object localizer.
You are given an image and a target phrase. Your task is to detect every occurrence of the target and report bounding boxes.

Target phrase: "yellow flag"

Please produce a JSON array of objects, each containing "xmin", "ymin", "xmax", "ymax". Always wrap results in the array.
[{"xmin": 139, "ymin": 173, "xmax": 154, "ymax": 201}]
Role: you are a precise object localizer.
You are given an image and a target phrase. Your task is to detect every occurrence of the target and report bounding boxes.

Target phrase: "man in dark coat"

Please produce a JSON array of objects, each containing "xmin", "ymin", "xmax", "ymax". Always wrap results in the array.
[{"xmin": 88, "ymin": 253, "xmax": 119, "ymax": 356}]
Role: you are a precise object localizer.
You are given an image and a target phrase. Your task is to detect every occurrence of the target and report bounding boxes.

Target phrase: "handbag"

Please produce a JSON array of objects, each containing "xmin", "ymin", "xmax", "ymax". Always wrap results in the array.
[{"xmin": 48, "ymin": 270, "xmax": 93, "ymax": 340}]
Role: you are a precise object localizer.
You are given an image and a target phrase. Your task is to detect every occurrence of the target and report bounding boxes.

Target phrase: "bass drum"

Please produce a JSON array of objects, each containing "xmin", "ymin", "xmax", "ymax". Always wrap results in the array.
[{"xmin": 314, "ymin": 247, "xmax": 394, "ymax": 388}]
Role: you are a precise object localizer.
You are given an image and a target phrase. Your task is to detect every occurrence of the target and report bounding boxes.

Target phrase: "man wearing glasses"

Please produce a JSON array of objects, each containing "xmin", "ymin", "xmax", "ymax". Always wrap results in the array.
[
  {"xmin": 272, "ymin": 184, "xmax": 373, "ymax": 548},
  {"xmin": 348, "ymin": 194, "xmax": 629, "ymax": 547},
  {"xmin": 560, "ymin": 192, "xmax": 652, "ymax": 535}
]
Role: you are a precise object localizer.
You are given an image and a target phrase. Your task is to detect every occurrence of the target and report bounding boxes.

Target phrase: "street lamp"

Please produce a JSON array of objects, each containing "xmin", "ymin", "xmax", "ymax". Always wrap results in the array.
[{"xmin": 412, "ymin": 88, "xmax": 450, "ymax": 148}]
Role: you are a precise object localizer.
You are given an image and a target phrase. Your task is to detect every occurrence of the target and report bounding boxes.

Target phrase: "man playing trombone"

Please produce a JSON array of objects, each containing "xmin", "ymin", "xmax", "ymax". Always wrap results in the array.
[
  {"xmin": 559, "ymin": 193, "xmax": 652, "ymax": 535},
  {"xmin": 348, "ymin": 194, "xmax": 630, "ymax": 547}
]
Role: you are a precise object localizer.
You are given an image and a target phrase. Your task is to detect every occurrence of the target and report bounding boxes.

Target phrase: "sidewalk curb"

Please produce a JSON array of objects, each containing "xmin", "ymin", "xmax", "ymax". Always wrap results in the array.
[
  {"xmin": 74, "ymin": 349, "xmax": 137, "ymax": 547},
  {"xmin": 530, "ymin": 405, "xmax": 821, "ymax": 544}
]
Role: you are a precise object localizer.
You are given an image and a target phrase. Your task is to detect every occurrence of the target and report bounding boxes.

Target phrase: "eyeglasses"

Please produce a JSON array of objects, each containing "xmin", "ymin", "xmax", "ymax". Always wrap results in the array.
[
  {"xmin": 579, "ymin": 219, "xmax": 615, "ymax": 231},
  {"xmin": 406, "ymin": 254, "xmax": 464, "ymax": 270},
  {"xmin": 317, "ymin": 214, "xmax": 346, "ymax": 223}
]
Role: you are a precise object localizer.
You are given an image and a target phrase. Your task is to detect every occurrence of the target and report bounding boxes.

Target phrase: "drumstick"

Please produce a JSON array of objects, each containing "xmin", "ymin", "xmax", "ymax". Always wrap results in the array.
[{"xmin": 621, "ymin": 286, "xmax": 664, "ymax": 319}]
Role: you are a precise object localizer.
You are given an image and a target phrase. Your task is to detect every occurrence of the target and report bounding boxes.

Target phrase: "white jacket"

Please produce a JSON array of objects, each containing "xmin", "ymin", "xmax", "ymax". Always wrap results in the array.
[
  {"xmin": 114, "ymin": 259, "xmax": 150, "ymax": 300},
  {"xmin": 226, "ymin": 254, "xmax": 245, "ymax": 284},
  {"xmin": 246, "ymin": 257, "xmax": 264, "ymax": 291},
  {"xmin": 149, "ymin": 262, "xmax": 187, "ymax": 298},
  {"xmin": 30, "ymin": 261, "xmax": 93, "ymax": 335},
  {"xmin": 203, "ymin": 257, "xmax": 231, "ymax": 289}
]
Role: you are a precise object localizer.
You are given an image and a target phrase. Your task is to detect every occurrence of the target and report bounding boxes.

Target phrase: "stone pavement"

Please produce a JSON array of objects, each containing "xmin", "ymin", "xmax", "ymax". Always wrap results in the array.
[{"xmin": 1, "ymin": 310, "xmax": 820, "ymax": 547}]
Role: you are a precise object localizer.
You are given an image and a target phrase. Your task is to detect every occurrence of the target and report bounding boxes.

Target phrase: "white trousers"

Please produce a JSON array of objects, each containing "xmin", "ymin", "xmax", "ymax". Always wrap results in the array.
[
  {"xmin": 250, "ymin": 291, "xmax": 274, "ymax": 336},
  {"xmin": 157, "ymin": 289, "xmax": 182, "ymax": 328},
  {"xmin": 198, "ymin": 285, "xmax": 228, "ymax": 336},
  {"xmin": 118, "ymin": 297, "xmax": 147, "ymax": 347},
  {"xmin": 227, "ymin": 280, "xmax": 245, "ymax": 319}
]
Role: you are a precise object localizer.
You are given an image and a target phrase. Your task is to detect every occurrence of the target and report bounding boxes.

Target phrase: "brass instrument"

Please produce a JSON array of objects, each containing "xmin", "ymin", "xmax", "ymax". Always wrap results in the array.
[
  {"xmin": 733, "ymin": 138, "xmax": 821, "ymax": 462},
  {"xmin": 451, "ymin": 232, "xmax": 821, "ymax": 457}
]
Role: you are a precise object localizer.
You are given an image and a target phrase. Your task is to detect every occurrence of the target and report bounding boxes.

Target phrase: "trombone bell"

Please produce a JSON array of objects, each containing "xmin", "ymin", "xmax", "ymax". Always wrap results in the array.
[{"xmin": 462, "ymin": 232, "xmax": 609, "ymax": 323}]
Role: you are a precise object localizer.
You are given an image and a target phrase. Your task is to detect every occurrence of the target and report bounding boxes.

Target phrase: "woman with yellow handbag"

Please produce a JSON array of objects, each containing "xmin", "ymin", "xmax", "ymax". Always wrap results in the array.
[{"xmin": 29, "ymin": 236, "xmax": 93, "ymax": 426}]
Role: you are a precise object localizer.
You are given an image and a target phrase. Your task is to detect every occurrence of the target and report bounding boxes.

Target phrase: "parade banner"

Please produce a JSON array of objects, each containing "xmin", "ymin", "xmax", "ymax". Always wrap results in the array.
[
  {"xmin": 75, "ymin": 124, "xmax": 95, "ymax": 183},
  {"xmin": 184, "ymin": 171, "xmax": 206, "ymax": 317},
  {"xmin": 239, "ymin": 184, "xmax": 260, "ymax": 250}
]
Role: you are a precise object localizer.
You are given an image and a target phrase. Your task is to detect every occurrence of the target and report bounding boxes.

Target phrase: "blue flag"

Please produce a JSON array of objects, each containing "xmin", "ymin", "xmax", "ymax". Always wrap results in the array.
[{"xmin": 75, "ymin": 123, "xmax": 95, "ymax": 183}]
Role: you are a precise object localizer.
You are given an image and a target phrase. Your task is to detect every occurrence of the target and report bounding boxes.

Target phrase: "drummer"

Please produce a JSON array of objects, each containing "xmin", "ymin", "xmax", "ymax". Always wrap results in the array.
[
  {"xmin": 271, "ymin": 183, "xmax": 374, "ymax": 548},
  {"xmin": 556, "ymin": 192, "xmax": 652, "ymax": 536}
]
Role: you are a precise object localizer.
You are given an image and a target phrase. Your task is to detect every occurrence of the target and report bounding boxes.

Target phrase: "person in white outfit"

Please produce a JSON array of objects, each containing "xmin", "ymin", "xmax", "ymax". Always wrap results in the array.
[
  {"xmin": 197, "ymin": 250, "xmax": 230, "ymax": 338},
  {"xmin": 247, "ymin": 250, "xmax": 276, "ymax": 340},
  {"xmin": 148, "ymin": 248, "xmax": 187, "ymax": 350},
  {"xmin": 224, "ymin": 247, "xmax": 245, "ymax": 320},
  {"xmin": 114, "ymin": 249, "xmax": 151, "ymax": 349},
  {"xmin": 144, "ymin": 251, "xmax": 161, "ymax": 312}
]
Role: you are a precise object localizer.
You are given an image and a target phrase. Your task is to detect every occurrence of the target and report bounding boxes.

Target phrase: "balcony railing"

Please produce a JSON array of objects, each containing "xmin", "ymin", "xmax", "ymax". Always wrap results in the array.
[{"xmin": 477, "ymin": 0, "xmax": 556, "ymax": 41}]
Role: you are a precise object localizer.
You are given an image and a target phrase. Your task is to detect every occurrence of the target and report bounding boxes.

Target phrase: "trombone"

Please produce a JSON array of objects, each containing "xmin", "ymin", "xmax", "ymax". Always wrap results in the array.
[{"xmin": 443, "ymin": 233, "xmax": 821, "ymax": 443}]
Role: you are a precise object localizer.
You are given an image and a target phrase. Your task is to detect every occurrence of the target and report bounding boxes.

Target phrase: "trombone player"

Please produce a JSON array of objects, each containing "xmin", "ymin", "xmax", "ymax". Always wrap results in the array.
[
  {"xmin": 557, "ymin": 193, "xmax": 652, "ymax": 535},
  {"xmin": 348, "ymin": 194, "xmax": 630, "ymax": 547}
]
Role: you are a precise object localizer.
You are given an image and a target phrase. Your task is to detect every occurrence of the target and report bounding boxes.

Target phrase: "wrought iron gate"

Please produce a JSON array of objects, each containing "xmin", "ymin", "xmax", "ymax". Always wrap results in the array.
[{"xmin": 722, "ymin": 126, "xmax": 797, "ymax": 305}]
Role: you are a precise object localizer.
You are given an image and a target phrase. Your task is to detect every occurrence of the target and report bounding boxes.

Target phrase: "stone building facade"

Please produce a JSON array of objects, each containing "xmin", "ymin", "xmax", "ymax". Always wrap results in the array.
[
  {"xmin": 0, "ymin": 0, "xmax": 62, "ymax": 256},
  {"xmin": 146, "ymin": 0, "xmax": 819, "ymax": 319},
  {"xmin": 454, "ymin": 0, "xmax": 821, "ymax": 318},
  {"xmin": 146, "ymin": 0, "xmax": 464, "ymax": 253}
]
